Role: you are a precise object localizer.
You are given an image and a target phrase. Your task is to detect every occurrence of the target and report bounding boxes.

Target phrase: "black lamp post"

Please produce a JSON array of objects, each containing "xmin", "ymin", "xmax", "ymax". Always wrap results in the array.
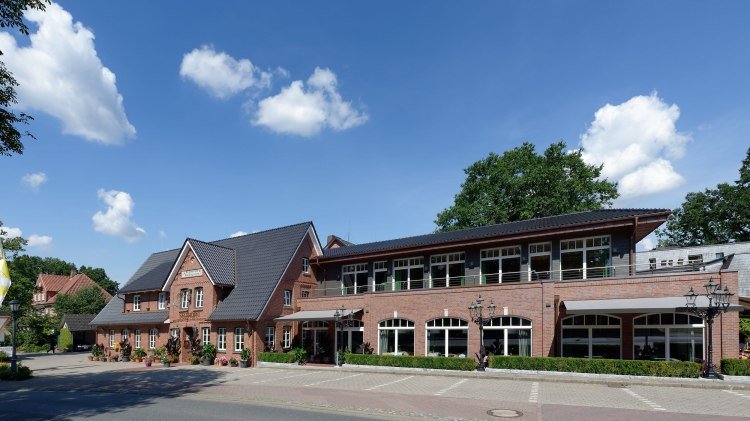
[
  {"xmin": 469, "ymin": 295, "xmax": 496, "ymax": 371},
  {"xmin": 9, "ymin": 299, "xmax": 20, "ymax": 375},
  {"xmin": 684, "ymin": 278, "xmax": 733, "ymax": 378},
  {"xmin": 333, "ymin": 305, "xmax": 353, "ymax": 367}
]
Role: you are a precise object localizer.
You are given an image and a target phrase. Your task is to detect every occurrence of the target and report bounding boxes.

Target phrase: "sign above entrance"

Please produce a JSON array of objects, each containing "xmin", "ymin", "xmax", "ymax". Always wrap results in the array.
[{"xmin": 181, "ymin": 269, "xmax": 203, "ymax": 278}]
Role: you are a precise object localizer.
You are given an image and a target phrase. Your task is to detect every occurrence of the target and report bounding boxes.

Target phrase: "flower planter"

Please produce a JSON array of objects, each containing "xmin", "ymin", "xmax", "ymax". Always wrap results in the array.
[
  {"xmin": 239, "ymin": 360, "xmax": 248, "ymax": 368},
  {"xmin": 201, "ymin": 359, "xmax": 212, "ymax": 366},
  {"xmin": 122, "ymin": 356, "xmax": 130, "ymax": 362},
  {"xmin": 163, "ymin": 362, "xmax": 171, "ymax": 367},
  {"xmin": 87, "ymin": 356, "xmax": 94, "ymax": 361},
  {"xmin": 145, "ymin": 360, "xmax": 152, "ymax": 367}
]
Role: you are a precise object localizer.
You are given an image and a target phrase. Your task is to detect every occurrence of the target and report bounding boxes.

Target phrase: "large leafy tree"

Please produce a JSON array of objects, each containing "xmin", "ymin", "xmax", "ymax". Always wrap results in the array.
[
  {"xmin": 435, "ymin": 142, "xmax": 619, "ymax": 231},
  {"xmin": 79, "ymin": 265, "xmax": 118, "ymax": 295},
  {"xmin": 0, "ymin": 0, "xmax": 49, "ymax": 156},
  {"xmin": 53, "ymin": 286, "xmax": 107, "ymax": 315},
  {"xmin": 657, "ymin": 148, "xmax": 750, "ymax": 247},
  {"xmin": 6, "ymin": 255, "xmax": 75, "ymax": 309}
]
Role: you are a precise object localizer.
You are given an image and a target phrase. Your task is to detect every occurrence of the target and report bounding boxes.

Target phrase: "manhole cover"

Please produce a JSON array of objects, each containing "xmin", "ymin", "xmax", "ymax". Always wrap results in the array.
[{"xmin": 487, "ymin": 409, "xmax": 523, "ymax": 418}]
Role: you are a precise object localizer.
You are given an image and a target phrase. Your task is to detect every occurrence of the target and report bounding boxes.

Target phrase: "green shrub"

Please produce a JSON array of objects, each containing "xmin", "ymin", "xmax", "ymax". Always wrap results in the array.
[
  {"xmin": 0, "ymin": 351, "xmax": 8, "ymax": 362},
  {"xmin": 721, "ymin": 359, "xmax": 750, "ymax": 376},
  {"xmin": 18, "ymin": 344, "xmax": 49, "ymax": 353},
  {"xmin": 201, "ymin": 343, "xmax": 216, "ymax": 361},
  {"xmin": 258, "ymin": 352, "xmax": 296, "ymax": 363},
  {"xmin": 488, "ymin": 356, "xmax": 700, "ymax": 378},
  {"xmin": 0, "ymin": 364, "xmax": 33, "ymax": 381},
  {"xmin": 58, "ymin": 328, "xmax": 73, "ymax": 352},
  {"xmin": 345, "ymin": 353, "xmax": 476, "ymax": 371},
  {"xmin": 239, "ymin": 348, "xmax": 251, "ymax": 361},
  {"xmin": 293, "ymin": 347, "xmax": 307, "ymax": 365}
]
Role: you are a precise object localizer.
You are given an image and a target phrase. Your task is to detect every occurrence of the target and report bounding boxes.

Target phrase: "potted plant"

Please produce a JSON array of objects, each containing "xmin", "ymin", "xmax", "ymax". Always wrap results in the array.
[
  {"xmin": 239, "ymin": 348, "xmax": 251, "ymax": 368},
  {"xmin": 293, "ymin": 347, "xmax": 308, "ymax": 365},
  {"xmin": 201, "ymin": 343, "xmax": 216, "ymax": 366},
  {"xmin": 217, "ymin": 356, "xmax": 228, "ymax": 366},
  {"xmin": 112, "ymin": 354, "xmax": 119, "ymax": 362},
  {"xmin": 229, "ymin": 357, "xmax": 238, "ymax": 367},
  {"xmin": 144, "ymin": 357, "xmax": 152, "ymax": 367},
  {"xmin": 134, "ymin": 348, "xmax": 147, "ymax": 363},
  {"xmin": 190, "ymin": 355, "xmax": 200, "ymax": 365},
  {"xmin": 161, "ymin": 354, "xmax": 174, "ymax": 367},
  {"xmin": 119, "ymin": 338, "xmax": 132, "ymax": 362}
]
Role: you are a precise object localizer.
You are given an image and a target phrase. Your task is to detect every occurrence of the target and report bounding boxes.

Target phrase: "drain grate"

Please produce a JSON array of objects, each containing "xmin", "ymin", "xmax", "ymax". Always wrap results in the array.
[{"xmin": 487, "ymin": 409, "xmax": 523, "ymax": 418}]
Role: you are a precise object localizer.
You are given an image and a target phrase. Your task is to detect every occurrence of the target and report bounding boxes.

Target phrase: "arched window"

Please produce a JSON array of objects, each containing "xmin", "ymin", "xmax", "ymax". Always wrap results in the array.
[
  {"xmin": 337, "ymin": 320, "xmax": 365, "ymax": 354},
  {"xmin": 426, "ymin": 318, "xmax": 469, "ymax": 357},
  {"xmin": 483, "ymin": 316, "xmax": 532, "ymax": 356},
  {"xmin": 378, "ymin": 319, "xmax": 414, "ymax": 355},
  {"xmin": 633, "ymin": 313, "xmax": 703, "ymax": 362},
  {"xmin": 561, "ymin": 314, "xmax": 620, "ymax": 359}
]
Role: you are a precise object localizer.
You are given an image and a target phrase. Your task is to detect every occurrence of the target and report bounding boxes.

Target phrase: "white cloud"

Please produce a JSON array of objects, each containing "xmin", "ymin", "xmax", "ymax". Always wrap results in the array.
[
  {"xmin": 21, "ymin": 172, "xmax": 48, "ymax": 189},
  {"xmin": 253, "ymin": 67, "xmax": 368, "ymax": 136},
  {"xmin": 92, "ymin": 189, "xmax": 146, "ymax": 243},
  {"xmin": 180, "ymin": 45, "xmax": 271, "ymax": 99},
  {"xmin": 27, "ymin": 234, "xmax": 53, "ymax": 250},
  {"xmin": 0, "ymin": 3, "xmax": 135, "ymax": 144},
  {"xmin": 637, "ymin": 235, "xmax": 656, "ymax": 252},
  {"xmin": 159, "ymin": 230, "xmax": 167, "ymax": 239},
  {"xmin": 230, "ymin": 230, "xmax": 248, "ymax": 238},
  {"xmin": 0, "ymin": 226, "xmax": 23, "ymax": 239},
  {"xmin": 580, "ymin": 93, "xmax": 689, "ymax": 198}
]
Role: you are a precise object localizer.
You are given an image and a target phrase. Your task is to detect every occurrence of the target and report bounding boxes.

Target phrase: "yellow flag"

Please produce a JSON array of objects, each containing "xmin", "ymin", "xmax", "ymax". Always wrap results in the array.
[{"xmin": 0, "ymin": 240, "xmax": 10, "ymax": 306}]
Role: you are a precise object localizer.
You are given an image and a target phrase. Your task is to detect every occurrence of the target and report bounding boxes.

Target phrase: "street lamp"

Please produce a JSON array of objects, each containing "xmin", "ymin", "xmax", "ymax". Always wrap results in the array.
[
  {"xmin": 684, "ymin": 278, "xmax": 734, "ymax": 378},
  {"xmin": 9, "ymin": 299, "xmax": 20, "ymax": 375},
  {"xmin": 333, "ymin": 305, "xmax": 353, "ymax": 367},
  {"xmin": 469, "ymin": 295, "xmax": 496, "ymax": 371}
]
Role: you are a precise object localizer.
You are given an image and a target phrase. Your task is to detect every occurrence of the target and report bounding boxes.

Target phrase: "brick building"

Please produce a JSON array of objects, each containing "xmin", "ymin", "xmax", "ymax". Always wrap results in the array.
[
  {"xmin": 34, "ymin": 271, "xmax": 113, "ymax": 316},
  {"xmin": 91, "ymin": 209, "xmax": 744, "ymax": 365}
]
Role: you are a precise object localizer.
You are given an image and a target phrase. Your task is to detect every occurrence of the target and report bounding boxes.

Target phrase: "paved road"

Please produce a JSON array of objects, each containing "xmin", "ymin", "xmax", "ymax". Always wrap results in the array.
[{"xmin": 3, "ymin": 353, "xmax": 749, "ymax": 420}]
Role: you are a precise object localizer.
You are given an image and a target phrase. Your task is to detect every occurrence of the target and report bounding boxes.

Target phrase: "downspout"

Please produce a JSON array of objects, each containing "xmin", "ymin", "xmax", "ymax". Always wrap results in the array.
[{"xmin": 630, "ymin": 216, "xmax": 638, "ymax": 276}]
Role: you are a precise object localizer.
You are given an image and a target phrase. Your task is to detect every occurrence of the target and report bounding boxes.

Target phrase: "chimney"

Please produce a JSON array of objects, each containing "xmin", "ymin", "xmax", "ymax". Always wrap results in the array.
[{"xmin": 70, "ymin": 269, "xmax": 77, "ymax": 278}]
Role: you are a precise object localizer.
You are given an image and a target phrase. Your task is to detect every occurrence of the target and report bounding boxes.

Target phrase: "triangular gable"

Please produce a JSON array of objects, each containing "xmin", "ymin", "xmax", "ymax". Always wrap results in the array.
[{"xmin": 162, "ymin": 239, "xmax": 235, "ymax": 291}]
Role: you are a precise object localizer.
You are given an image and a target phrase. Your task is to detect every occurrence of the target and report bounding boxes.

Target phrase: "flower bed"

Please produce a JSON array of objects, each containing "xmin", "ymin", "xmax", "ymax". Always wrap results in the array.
[
  {"xmin": 488, "ymin": 356, "xmax": 701, "ymax": 378},
  {"xmin": 345, "ymin": 353, "xmax": 476, "ymax": 371},
  {"xmin": 258, "ymin": 352, "xmax": 296, "ymax": 364},
  {"xmin": 721, "ymin": 359, "xmax": 750, "ymax": 376}
]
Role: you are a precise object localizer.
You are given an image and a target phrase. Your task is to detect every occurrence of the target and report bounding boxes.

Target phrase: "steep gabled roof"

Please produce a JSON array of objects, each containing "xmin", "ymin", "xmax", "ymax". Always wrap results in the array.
[
  {"xmin": 37, "ymin": 274, "xmax": 70, "ymax": 292},
  {"xmin": 51, "ymin": 273, "xmax": 112, "ymax": 303},
  {"xmin": 60, "ymin": 314, "xmax": 97, "ymax": 331},
  {"xmin": 118, "ymin": 249, "xmax": 180, "ymax": 293},
  {"xmin": 162, "ymin": 239, "xmax": 236, "ymax": 290}
]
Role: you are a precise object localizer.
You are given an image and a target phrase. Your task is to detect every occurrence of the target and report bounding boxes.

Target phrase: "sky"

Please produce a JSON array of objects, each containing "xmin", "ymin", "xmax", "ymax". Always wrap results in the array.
[{"xmin": 1, "ymin": 1, "xmax": 749, "ymax": 285}]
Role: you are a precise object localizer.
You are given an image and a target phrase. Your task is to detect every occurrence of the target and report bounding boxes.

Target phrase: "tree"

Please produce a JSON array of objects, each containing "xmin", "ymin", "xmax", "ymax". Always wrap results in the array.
[
  {"xmin": 657, "ymin": 148, "xmax": 750, "ymax": 247},
  {"xmin": 0, "ymin": 0, "xmax": 49, "ymax": 156},
  {"xmin": 79, "ymin": 265, "xmax": 118, "ymax": 295},
  {"xmin": 435, "ymin": 142, "xmax": 619, "ymax": 231},
  {"xmin": 0, "ymin": 219, "xmax": 26, "ymax": 257},
  {"xmin": 5, "ymin": 255, "xmax": 75, "ymax": 309},
  {"xmin": 53, "ymin": 286, "xmax": 107, "ymax": 315}
]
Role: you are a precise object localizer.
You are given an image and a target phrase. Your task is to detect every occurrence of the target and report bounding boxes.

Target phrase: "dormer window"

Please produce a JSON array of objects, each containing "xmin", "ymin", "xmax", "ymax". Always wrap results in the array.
[
  {"xmin": 302, "ymin": 257, "xmax": 310, "ymax": 274},
  {"xmin": 158, "ymin": 292, "xmax": 166, "ymax": 310},
  {"xmin": 180, "ymin": 289, "xmax": 190, "ymax": 309},
  {"xmin": 133, "ymin": 295, "xmax": 141, "ymax": 311}
]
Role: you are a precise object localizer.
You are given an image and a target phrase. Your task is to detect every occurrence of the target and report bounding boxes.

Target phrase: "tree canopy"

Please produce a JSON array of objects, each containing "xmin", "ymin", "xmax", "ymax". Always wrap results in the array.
[
  {"xmin": 657, "ymin": 147, "xmax": 750, "ymax": 247},
  {"xmin": 435, "ymin": 142, "xmax": 619, "ymax": 232},
  {"xmin": 53, "ymin": 286, "xmax": 107, "ymax": 315}
]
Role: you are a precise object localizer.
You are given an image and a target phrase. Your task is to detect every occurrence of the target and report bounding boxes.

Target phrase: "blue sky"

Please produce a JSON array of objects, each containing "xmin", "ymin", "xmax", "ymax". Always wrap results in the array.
[{"xmin": 1, "ymin": 1, "xmax": 749, "ymax": 284}]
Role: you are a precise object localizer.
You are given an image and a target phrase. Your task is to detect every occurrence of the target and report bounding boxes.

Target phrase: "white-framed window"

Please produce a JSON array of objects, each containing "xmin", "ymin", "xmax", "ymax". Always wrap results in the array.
[
  {"xmin": 283, "ymin": 289, "xmax": 292, "ymax": 306},
  {"xmin": 195, "ymin": 287, "xmax": 204, "ymax": 308},
  {"xmin": 149, "ymin": 329, "xmax": 157, "ymax": 349},
  {"xmin": 265, "ymin": 327, "xmax": 276, "ymax": 351},
  {"xmin": 342, "ymin": 263, "xmax": 368, "ymax": 295},
  {"xmin": 483, "ymin": 316, "xmax": 532, "ymax": 356},
  {"xmin": 158, "ymin": 292, "xmax": 166, "ymax": 310},
  {"xmin": 217, "ymin": 328, "xmax": 227, "ymax": 351},
  {"xmin": 302, "ymin": 257, "xmax": 310, "ymax": 273},
  {"xmin": 633, "ymin": 313, "xmax": 704, "ymax": 362},
  {"xmin": 378, "ymin": 319, "xmax": 415, "ymax": 355},
  {"xmin": 121, "ymin": 329, "xmax": 128, "ymax": 342},
  {"xmin": 373, "ymin": 261, "xmax": 389, "ymax": 291},
  {"xmin": 283, "ymin": 326, "xmax": 292, "ymax": 349},
  {"xmin": 133, "ymin": 295, "xmax": 141, "ymax": 311},
  {"xmin": 562, "ymin": 315, "xmax": 620, "ymax": 359},
  {"xmin": 180, "ymin": 289, "xmax": 190, "ymax": 309},
  {"xmin": 109, "ymin": 329, "xmax": 115, "ymax": 348},
  {"xmin": 393, "ymin": 257, "xmax": 424, "ymax": 290},
  {"xmin": 425, "ymin": 318, "xmax": 469, "ymax": 357},
  {"xmin": 134, "ymin": 329, "xmax": 141, "ymax": 348},
  {"xmin": 302, "ymin": 321, "xmax": 329, "ymax": 355},
  {"xmin": 528, "ymin": 242, "xmax": 552, "ymax": 281},
  {"xmin": 202, "ymin": 327, "xmax": 210, "ymax": 345},
  {"xmin": 560, "ymin": 235, "xmax": 611, "ymax": 280},
  {"xmin": 234, "ymin": 327, "xmax": 244, "ymax": 352},
  {"xmin": 430, "ymin": 252, "xmax": 465, "ymax": 288},
  {"xmin": 481, "ymin": 246, "xmax": 522, "ymax": 284}
]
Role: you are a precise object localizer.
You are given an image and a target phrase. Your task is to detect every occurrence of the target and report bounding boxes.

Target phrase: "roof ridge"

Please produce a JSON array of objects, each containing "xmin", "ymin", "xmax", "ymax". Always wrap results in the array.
[
  {"xmin": 187, "ymin": 238, "xmax": 235, "ymax": 251},
  {"xmin": 210, "ymin": 221, "xmax": 312, "ymax": 243}
]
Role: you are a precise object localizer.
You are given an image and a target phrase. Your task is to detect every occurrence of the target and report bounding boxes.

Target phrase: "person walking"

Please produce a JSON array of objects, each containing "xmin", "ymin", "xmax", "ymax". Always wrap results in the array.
[{"xmin": 48, "ymin": 333, "xmax": 56, "ymax": 354}]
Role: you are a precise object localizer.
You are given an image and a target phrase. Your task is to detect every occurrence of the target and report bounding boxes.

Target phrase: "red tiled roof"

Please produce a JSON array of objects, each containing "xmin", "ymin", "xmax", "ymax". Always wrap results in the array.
[
  {"xmin": 49, "ymin": 273, "xmax": 113, "ymax": 303},
  {"xmin": 37, "ymin": 274, "xmax": 70, "ymax": 292}
]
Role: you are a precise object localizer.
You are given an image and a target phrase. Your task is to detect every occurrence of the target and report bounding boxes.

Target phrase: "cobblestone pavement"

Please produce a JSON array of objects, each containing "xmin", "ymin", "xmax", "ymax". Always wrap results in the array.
[{"xmin": 6, "ymin": 353, "xmax": 750, "ymax": 420}]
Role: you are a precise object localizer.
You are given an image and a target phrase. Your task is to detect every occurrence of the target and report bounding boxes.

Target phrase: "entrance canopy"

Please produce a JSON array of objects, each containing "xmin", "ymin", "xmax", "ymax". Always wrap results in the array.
[
  {"xmin": 275, "ymin": 309, "xmax": 362, "ymax": 322},
  {"xmin": 563, "ymin": 296, "xmax": 743, "ymax": 315}
]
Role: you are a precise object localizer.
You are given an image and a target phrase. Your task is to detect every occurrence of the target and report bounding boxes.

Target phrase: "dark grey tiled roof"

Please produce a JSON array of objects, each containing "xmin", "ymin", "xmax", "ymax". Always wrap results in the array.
[
  {"xmin": 188, "ymin": 239, "xmax": 235, "ymax": 287},
  {"xmin": 321, "ymin": 209, "xmax": 670, "ymax": 259},
  {"xmin": 60, "ymin": 314, "xmax": 96, "ymax": 331},
  {"xmin": 90, "ymin": 295, "xmax": 169, "ymax": 326},
  {"xmin": 118, "ymin": 249, "xmax": 180, "ymax": 293},
  {"xmin": 208, "ymin": 222, "xmax": 312, "ymax": 321}
]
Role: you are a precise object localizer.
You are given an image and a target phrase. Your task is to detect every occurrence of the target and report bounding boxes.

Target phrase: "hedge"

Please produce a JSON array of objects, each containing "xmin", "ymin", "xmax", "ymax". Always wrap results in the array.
[
  {"xmin": 721, "ymin": 359, "xmax": 750, "ymax": 376},
  {"xmin": 59, "ymin": 328, "xmax": 73, "ymax": 352},
  {"xmin": 258, "ymin": 352, "xmax": 296, "ymax": 363},
  {"xmin": 488, "ymin": 356, "xmax": 701, "ymax": 378},
  {"xmin": 0, "ymin": 363, "xmax": 33, "ymax": 381},
  {"xmin": 345, "ymin": 353, "xmax": 476, "ymax": 371},
  {"xmin": 0, "ymin": 351, "xmax": 8, "ymax": 362}
]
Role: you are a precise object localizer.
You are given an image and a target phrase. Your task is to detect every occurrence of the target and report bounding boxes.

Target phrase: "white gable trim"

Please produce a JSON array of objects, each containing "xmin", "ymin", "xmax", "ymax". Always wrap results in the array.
[{"xmin": 162, "ymin": 241, "xmax": 217, "ymax": 292}]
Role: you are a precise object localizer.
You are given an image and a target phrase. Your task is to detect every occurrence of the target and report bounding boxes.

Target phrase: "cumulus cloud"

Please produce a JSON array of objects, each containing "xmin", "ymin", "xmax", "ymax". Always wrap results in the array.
[
  {"xmin": 580, "ymin": 93, "xmax": 689, "ymax": 198},
  {"xmin": 28, "ymin": 234, "xmax": 53, "ymax": 250},
  {"xmin": 180, "ymin": 45, "xmax": 271, "ymax": 99},
  {"xmin": 92, "ymin": 189, "xmax": 146, "ymax": 242},
  {"xmin": 21, "ymin": 172, "xmax": 47, "ymax": 189},
  {"xmin": 253, "ymin": 67, "xmax": 368, "ymax": 136},
  {"xmin": 0, "ymin": 226, "xmax": 23, "ymax": 239},
  {"xmin": 229, "ymin": 230, "xmax": 248, "ymax": 238},
  {"xmin": 0, "ymin": 3, "xmax": 135, "ymax": 143}
]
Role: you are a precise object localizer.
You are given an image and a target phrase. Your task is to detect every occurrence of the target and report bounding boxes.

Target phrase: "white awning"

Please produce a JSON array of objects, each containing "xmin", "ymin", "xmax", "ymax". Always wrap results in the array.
[
  {"xmin": 563, "ymin": 296, "xmax": 743, "ymax": 315},
  {"xmin": 275, "ymin": 309, "xmax": 362, "ymax": 322}
]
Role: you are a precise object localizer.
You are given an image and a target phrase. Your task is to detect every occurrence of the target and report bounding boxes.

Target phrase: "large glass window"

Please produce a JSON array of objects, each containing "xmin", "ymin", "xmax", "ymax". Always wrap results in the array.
[
  {"xmin": 265, "ymin": 327, "xmax": 275, "ymax": 351},
  {"xmin": 633, "ymin": 313, "xmax": 703, "ymax": 362},
  {"xmin": 481, "ymin": 247, "xmax": 522, "ymax": 283},
  {"xmin": 378, "ymin": 319, "xmax": 414, "ymax": 355},
  {"xmin": 202, "ymin": 327, "xmax": 210, "ymax": 345},
  {"xmin": 133, "ymin": 295, "xmax": 141, "ymax": 311},
  {"xmin": 560, "ymin": 236, "xmax": 611, "ymax": 280},
  {"xmin": 158, "ymin": 292, "xmax": 166, "ymax": 310},
  {"xmin": 342, "ymin": 263, "xmax": 368, "ymax": 295},
  {"xmin": 234, "ymin": 327, "xmax": 244, "ymax": 352},
  {"xmin": 149, "ymin": 329, "xmax": 157, "ymax": 349},
  {"xmin": 393, "ymin": 258, "xmax": 424, "ymax": 290},
  {"xmin": 180, "ymin": 289, "xmax": 190, "ymax": 309},
  {"xmin": 528, "ymin": 242, "xmax": 551, "ymax": 281},
  {"xmin": 561, "ymin": 315, "xmax": 621, "ymax": 359},
  {"xmin": 336, "ymin": 320, "xmax": 365, "ymax": 353},
  {"xmin": 430, "ymin": 253, "xmax": 465, "ymax": 287},
  {"xmin": 283, "ymin": 326, "xmax": 292, "ymax": 350},
  {"xmin": 302, "ymin": 321, "xmax": 329, "ymax": 356},
  {"xmin": 134, "ymin": 329, "xmax": 141, "ymax": 349},
  {"xmin": 426, "ymin": 318, "xmax": 469, "ymax": 357},
  {"xmin": 217, "ymin": 328, "xmax": 227, "ymax": 351},
  {"xmin": 483, "ymin": 316, "xmax": 532, "ymax": 356},
  {"xmin": 109, "ymin": 329, "xmax": 115, "ymax": 348},
  {"xmin": 195, "ymin": 288, "xmax": 204, "ymax": 308},
  {"xmin": 373, "ymin": 261, "xmax": 388, "ymax": 291}
]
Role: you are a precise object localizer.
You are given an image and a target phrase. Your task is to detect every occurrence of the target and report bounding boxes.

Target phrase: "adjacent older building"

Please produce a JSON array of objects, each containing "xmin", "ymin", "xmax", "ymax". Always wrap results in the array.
[{"xmin": 34, "ymin": 271, "xmax": 113, "ymax": 315}]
